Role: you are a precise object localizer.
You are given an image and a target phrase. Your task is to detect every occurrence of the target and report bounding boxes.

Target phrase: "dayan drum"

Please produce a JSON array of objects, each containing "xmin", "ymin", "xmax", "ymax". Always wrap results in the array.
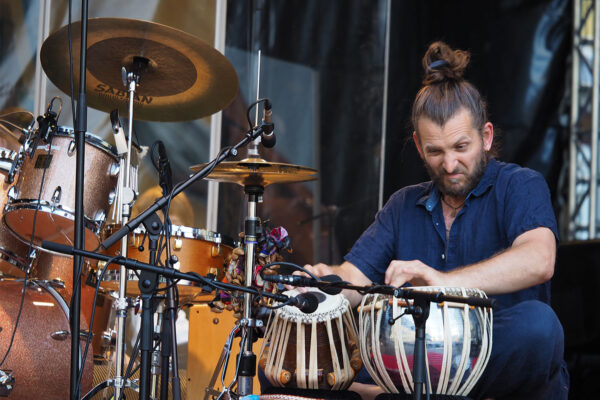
[
  {"xmin": 258, "ymin": 288, "xmax": 363, "ymax": 390},
  {"xmin": 358, "ymin": 287, "xmax": 493, "ymax": 396},
  {"xmin": 0, "ymin": 148, "xmax": 36, "ymax": 278},
  {"xmin": 0, "ymin": 280, "xmax": 93, "ymax": 399},
  {"xmin": 3, "ymin": 126, "xmax": 119, "ymax": 251},
  {"xmin": 98, "ymin": 224, "xmax": 234, "ymax": 298}
]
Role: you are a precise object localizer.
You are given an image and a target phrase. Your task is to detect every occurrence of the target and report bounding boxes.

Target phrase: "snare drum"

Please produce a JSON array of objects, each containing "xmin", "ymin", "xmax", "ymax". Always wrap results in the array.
[
  {"xmin": 0, "ymin": 148, "xmax": 35, "ymax": 278},
  {"xmin": 358, "ymin": 287, "xmax": 493, "ymax": 396},
  {"xmin": 4, "ymin": 126, "xmax": 119, "ymax": 251},
  {"xmin": 259, "ymin": 288, "xmax": 362, "ymax": 390},
  {"xmin": 99, "ymin": 224, "xmax": 234, "ymax": 298},
  {"xmin": 0, "ymin": 280, "xmax": 93, "ymax": 399}
]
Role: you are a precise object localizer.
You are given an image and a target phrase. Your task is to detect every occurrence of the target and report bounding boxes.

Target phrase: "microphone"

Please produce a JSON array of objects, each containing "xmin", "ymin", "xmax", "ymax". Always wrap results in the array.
[
  {"xmin": 262, "ymin": 274, "xmax": 344, "ymax": 295},
  {"xmin": 288, "ymin": 292, "xmax": 319, "ymax": 313},
  {"xmin": 156, "ymin": 141, "xmax": 173, "ymax": 194},
  {"xmin": 261, "ymin": 99, "xmax": 276, "ymax": 148}
]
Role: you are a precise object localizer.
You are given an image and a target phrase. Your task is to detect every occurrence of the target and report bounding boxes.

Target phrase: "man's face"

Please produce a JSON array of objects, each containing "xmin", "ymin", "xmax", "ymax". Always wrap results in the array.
[{"xmin": 413, "ymin": 108, "xmax": 493, "ymax": 199}]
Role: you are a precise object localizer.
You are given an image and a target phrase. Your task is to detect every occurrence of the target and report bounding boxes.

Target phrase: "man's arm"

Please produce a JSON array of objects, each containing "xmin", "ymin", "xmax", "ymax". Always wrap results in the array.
[{"xmin": 385, "ymin": 226, "xmax": 556, "ymax": 295}]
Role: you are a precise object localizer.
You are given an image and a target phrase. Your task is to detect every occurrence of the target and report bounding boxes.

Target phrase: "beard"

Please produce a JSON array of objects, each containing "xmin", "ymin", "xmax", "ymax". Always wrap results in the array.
[{"xmin": 425, "ymin": 150, "xmax": 488, "ymax": 198}]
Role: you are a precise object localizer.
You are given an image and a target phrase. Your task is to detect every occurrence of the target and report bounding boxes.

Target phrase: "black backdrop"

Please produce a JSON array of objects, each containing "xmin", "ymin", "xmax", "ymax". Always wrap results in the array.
[{"xmin": 222, "ymin": 0, "xmax": 571, "ymax": 263}]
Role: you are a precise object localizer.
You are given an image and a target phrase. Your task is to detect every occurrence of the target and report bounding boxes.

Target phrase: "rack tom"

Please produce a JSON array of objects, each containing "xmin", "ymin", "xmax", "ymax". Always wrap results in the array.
[
  {"xmin": 3, "ymin": 126, "xmax": 119, "ymax": 251},
  {"xmin": 98, "ymin": 224, "xmax": 234, "ymax": 299}
]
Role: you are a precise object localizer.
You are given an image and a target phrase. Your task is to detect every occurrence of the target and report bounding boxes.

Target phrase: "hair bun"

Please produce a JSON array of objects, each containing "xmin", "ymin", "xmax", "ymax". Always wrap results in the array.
[{"xmin": 422, "ymin": 41, "xmax": 470, "ymax": 85}]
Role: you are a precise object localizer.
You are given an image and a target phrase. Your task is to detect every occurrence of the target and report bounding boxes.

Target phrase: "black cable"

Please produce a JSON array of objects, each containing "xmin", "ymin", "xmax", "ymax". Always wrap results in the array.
[
  {"xmin": 124, "ymin": 328, "xmax": 142, "ymax": 380},
  {"xmin": 0, "ymin": 130, "xmax": 55, "ymax": 367},
  {"xmin": 259, "ymin": 261, "xmax": 320, "ymax": 281},
  {"xmin": 76, "ymin": 255, "xmax": 125, "ymax": 395}
]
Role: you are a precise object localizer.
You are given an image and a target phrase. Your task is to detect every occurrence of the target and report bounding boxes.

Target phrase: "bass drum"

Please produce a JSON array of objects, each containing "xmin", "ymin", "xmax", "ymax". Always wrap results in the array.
[{"xmin": 0, "ymin": 280, "xmax": 93, "ymax": 399}]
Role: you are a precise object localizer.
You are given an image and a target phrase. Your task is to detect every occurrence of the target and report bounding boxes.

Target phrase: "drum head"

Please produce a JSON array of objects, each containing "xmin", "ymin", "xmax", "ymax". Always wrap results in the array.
[
  {"xmin": 3, "ymin": 206, "xmax": 100, "ymax": 251},
  {"xmin": 279, "ymin": 288, "xmax": 349, "ymax": 320}
]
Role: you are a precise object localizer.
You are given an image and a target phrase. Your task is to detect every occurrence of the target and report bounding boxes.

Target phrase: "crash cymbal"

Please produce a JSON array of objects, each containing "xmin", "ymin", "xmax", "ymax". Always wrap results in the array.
[
  {"xmin": 190, "ymin": 157, "xmax": 318, "ymax": 187},
  {"xmin": 41, "ymin": 18, "xmax": 238, "ymax": 121},
  {"xmin": 0, "ymin": 109, "xmax": 34, "ymax": 148}
]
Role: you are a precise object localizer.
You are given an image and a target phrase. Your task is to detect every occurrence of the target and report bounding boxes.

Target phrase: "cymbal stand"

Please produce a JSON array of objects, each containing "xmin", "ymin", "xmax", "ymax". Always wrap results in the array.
[
  {"xmin": 237, "ymin": 184, "xmax": 264, "ymax": 396},
  {"xmin": 112, "ymin": 61, "xmax": 146, "ymax": 400}
]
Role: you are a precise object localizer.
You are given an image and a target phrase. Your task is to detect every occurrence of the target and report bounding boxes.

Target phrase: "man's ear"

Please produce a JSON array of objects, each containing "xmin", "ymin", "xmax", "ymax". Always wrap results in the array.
[
  {"xmin": 482, "ymin": 122, "xmax": 494, "ymax": 152},
  {"xmin": 413, "ymin": 131, "xmax": 424, "ymax": 159}
]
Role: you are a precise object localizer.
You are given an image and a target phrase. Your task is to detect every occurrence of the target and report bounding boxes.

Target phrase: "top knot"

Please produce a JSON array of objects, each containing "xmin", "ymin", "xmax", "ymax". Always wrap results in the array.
[{"xmin": 422, "ymin": 41, "xmax": 470, "ymax": 85}]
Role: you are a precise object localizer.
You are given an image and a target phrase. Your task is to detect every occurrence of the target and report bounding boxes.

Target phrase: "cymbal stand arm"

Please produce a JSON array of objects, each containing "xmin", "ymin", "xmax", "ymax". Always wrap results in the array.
[{"xmin": 113, "ymin": 69, "xmax": 139, "ymax": 400}]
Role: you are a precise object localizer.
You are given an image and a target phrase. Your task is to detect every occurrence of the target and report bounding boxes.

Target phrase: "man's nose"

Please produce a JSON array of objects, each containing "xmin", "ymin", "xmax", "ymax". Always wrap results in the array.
[{"xmin": 443, "ymin": 155, "xmax": 458, "ymax": 173}]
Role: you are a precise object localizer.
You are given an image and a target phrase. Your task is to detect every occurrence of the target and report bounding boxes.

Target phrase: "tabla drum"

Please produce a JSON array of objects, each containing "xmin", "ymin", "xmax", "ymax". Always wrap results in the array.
[
  {"xmin": 0, "ymin": 279, "xmax": 93, "ymax": 399},
  {"xmin": 3, "ymin": 126, "xmax": 119, "ymax": 251},
  {"xmin": 258, "ymin": 288, "xmax": 362, "ymax": 390},
  {"xmin": 98, "ymin": 224, "xmax": 234, "ymax": 299},
  {"xmin": 0, "ymin": 147, "xmax": 36, "ymax": 278},
  {"xmin": 358, "ymin": 287, "xmax": 493, "ymax": 396}
]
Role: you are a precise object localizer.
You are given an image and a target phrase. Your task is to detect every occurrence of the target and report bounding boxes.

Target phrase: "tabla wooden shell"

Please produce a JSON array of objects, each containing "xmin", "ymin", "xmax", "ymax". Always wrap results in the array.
[{"xmin": 259, "ymin": 289, "xmax": 362, "ymax": 390}]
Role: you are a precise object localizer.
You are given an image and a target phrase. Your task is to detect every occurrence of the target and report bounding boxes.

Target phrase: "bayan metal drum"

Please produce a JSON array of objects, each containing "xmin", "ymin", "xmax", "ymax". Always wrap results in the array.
[
  {"xmin": 358, "ymin": 287, "xmax": 493, "ymax": 396},
  {"xmin": 0, "ymin": 148, "xmax": 35, "ymax": 278},
  {"xmin": 3, "ymin": 126, "xmax": 119, "ymax": 251},
  {"xmin": 259, "ymin": 288, "xmax": 362, "ymax": 390},
  {"xmin": 0, "ymin": 280, "xmax": 93, "ymax": 399},
  {"xmin": 98, "ymin": 224, "xmax": 234, "ymax": 298}
]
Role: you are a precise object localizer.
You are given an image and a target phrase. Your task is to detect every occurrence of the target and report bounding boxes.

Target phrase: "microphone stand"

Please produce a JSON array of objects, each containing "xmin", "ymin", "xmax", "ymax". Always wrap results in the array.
[{"xmin": 72, "ymin": 1, "xmax": 88, "ymax": 399}]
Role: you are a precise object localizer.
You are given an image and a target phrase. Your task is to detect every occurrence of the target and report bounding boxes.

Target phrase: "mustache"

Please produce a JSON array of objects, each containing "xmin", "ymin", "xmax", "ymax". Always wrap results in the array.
[{"xmin": 441, "ymin": 166, "xmax": 468, "ymax": 176}]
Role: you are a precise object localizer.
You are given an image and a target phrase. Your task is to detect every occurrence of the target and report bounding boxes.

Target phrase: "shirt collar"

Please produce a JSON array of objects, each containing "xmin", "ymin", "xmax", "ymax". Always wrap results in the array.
[{"xmin": 416, "ymin": 158, "xmax": 499, "ymax": 211}]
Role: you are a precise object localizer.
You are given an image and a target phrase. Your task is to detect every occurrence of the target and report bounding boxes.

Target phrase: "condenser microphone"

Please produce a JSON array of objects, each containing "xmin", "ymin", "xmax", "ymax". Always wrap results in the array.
[
  {"xmin": 261, "ymin": 99, "xmax": 276, "ymax": 148},
  {"xmin": 262, "ymin": 274, "xmax": 344, "ymax": 295}
]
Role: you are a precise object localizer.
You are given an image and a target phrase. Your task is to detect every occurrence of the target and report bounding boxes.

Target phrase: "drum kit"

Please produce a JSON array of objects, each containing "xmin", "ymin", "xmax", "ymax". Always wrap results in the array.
[{"xmin": 0, "ymin": 14, "xmax": 496, "ymax": 400}]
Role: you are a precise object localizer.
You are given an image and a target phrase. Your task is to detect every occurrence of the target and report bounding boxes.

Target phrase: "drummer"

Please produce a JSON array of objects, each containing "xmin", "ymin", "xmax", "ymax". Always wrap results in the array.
[{"xmin": 300, "ymin": 42, "xmax": 569, "ymax": 400}]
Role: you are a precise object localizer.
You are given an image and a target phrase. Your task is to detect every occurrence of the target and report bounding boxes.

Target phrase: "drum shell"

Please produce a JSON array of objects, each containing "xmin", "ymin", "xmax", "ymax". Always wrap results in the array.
[
  {"xmin": 260, "ymin": 290, "xmax": 362, "ymax": 390},
  {"xmin": 4, "ymin": 129, "xmax": 119, "ymax": 250},
  {"xmin": 358, "ymin": 288, "xmax": 492, "ymax": 395},
  {"xmin": 28, "ymin": 251, "xmax": 95, "ymax": 299},
  {"xmin": 0, "ymin": 150, "xmax": 32, "ymax": 278},
  {"xmin": 99, "ymin": 224, "xmax": 233, "ymax": 299},
  {"xmin": 0, "ymin": 280, "xmax": 93, "ymax": 399}
]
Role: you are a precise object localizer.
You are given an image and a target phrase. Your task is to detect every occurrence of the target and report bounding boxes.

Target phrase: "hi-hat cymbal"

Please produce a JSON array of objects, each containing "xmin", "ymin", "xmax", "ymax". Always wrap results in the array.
[
  {"xmin": 190, "ymin": 157, "xmax": 318, "ymax": 187},
  {"xmin": 41, "ymin": 18, "xmax": 239, "ymax": 121}
]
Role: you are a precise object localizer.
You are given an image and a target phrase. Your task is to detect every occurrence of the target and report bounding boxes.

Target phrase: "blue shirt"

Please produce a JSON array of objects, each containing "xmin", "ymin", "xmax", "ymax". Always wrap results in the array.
[{"xmin": 345, "ymin": 158, "xmax": 558, "ymax": 310}]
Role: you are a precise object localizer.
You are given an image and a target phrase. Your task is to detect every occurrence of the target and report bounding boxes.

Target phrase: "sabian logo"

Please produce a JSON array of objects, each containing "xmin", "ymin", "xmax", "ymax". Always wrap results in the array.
[{"xmin": 94, "ymin": 84, "xmax": 153, "ymax": 104}]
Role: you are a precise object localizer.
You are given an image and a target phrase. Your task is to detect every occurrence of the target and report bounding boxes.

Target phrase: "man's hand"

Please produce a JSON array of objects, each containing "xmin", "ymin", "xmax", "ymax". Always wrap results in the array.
[{"xmin": 384, "ymin": 259, "xmax": 443, "ymax": 287}]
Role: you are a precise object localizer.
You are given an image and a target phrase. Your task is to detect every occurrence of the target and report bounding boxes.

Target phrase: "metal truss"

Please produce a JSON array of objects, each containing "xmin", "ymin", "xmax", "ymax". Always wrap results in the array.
[{"xmin": 568, "ymin": 0, "xmax": 600, "ymax": 239}]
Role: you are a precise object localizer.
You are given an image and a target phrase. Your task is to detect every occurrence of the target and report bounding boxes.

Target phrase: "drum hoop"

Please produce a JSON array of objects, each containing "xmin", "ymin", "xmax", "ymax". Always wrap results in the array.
[
  {"xmin": 55, "ymin": 126, "xmax": 118, "ymax": 157},
  {"xmin": 4, "ymin": 201, "xmax": 105, "ymax": 226},
  {"xmin": 0, "ymin": 244, "xmax": 29, "ymax": 268},
  {"xmin": 131, "ymin": 224, "xmax": 236, "ymax": 247}
]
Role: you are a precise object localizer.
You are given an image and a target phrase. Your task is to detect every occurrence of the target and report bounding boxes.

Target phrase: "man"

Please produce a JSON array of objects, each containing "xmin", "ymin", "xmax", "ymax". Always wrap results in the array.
[{"xmin": 301, "ymin": 42, "xmax": 569, "ymax": 399}]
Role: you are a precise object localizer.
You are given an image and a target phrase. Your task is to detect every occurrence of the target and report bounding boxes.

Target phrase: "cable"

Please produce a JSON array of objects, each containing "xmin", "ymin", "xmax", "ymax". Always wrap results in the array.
[
  {"xmin": 76, "ymin": 255, "xmax": 125, "ymax": 396},
  {"xmin": 0, "ymin": 132, "xmax": 55, "ymax": 367},
  {"xmin": 68, "ymin": 0, "xmax": 76, "ymax": 126}
]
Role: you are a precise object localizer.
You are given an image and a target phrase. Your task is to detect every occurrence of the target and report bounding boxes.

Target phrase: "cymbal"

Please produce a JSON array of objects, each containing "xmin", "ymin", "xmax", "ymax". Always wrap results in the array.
[
  {"xmin": 0, "ymin": 110, "xmax": 34, "ymax": 148},
  {"xmin": 190, "ymin": 157, "xmax": 318, "ymax": 187},
  {"xmin": 40, "ymin": 18, "xmax": 239, "ymax": 121}
]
